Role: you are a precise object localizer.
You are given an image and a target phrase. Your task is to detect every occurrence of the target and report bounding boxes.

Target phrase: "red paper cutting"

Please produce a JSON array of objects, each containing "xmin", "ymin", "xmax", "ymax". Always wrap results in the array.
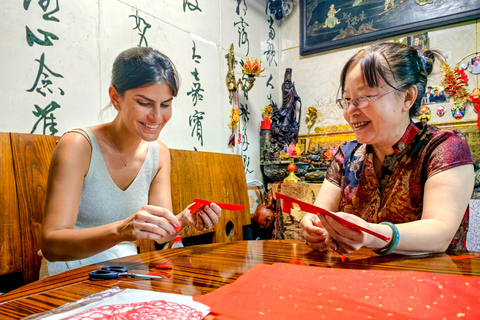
[
  {"xmin": 194, "ymin": 263, "xmax": 480, "ymax": 320},
  {"xmin": 276, "ymin": 193, "xmax": 390, "ymax": 242},
  {"xmin": 63, "ymin": 300, "xmax": 203, "ymax": 320},
  {"xmin": 189, "ymin": 199, "xmax": 245, "ymax": 214}
]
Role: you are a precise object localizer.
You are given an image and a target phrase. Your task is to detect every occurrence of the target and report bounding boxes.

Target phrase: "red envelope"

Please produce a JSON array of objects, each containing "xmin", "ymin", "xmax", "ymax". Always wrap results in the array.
[{"xmin": 189, "ymin": 198, "xmax": 245, "ymax": 214}]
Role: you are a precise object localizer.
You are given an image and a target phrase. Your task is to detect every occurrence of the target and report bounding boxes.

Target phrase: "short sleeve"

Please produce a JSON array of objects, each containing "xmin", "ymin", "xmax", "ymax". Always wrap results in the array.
[
  {"xmin": 426, "ymin": 130, "xmax": 474, "ymax": 178},
  {"xmin": 325, "ymin": 141, "xmax": 348, "ymax": 187}
]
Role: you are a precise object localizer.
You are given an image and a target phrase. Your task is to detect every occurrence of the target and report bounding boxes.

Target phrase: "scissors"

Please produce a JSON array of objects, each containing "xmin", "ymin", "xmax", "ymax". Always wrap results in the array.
[{"xmin": 89, "ymin": 266, "xmax": 163, "ymax": 280}]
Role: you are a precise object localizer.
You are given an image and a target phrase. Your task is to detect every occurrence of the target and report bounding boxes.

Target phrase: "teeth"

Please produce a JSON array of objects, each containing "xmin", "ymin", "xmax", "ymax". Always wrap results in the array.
[
  {"xmin": 144, "ymin": 123, "xmax": 160, "ymax": 129},
  {"xmin": 352, "ymin": 121, "xmax": 369, "ymax": 129}
]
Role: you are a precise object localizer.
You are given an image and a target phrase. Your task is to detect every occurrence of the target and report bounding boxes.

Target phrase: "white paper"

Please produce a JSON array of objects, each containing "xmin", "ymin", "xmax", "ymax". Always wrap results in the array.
[{"xmin": 35, "ymin": 289, "xmax": 210, "ymax": 320}]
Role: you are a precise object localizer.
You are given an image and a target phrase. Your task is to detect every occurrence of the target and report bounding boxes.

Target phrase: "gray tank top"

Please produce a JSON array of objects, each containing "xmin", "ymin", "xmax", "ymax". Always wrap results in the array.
[{"xmin": 76, "ymin": 128, "xmax": 159, "ymax": 229}]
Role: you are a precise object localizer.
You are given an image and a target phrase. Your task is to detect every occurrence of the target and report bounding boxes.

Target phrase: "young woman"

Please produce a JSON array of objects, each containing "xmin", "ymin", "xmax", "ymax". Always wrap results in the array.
[{"xmin": 40, "ymin": 47, "xmax": 221, "ymax": 278}]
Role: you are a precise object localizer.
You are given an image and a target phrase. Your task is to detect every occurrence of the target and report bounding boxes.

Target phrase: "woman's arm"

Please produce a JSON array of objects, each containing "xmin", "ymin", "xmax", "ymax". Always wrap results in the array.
[
  {"xmin": 317, "ymin": 165, "xmax": 474, "ymax": 255},
  {"xmin": 41, "ymin": 134, "xmax": 178, "ymax": 262}
]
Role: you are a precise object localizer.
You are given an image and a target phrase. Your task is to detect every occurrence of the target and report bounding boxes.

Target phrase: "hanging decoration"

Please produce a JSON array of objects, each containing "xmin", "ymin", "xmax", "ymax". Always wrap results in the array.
[
  {"xmin": 436, "ymin": 105, "xmax": 446, "ymax": 117},
  {"xmin": 470, "ymin": 88, "xmax": 480, "ymax": 129},
  {"xmin": 225, "ymin": 43, "xmax": 264, "ymax": 147},
  {"xmin": 451, "ymin": 103, "xmax": 466, "ymax": 119},
  {"xmin": 441, "ymin": 62, "xmax": 470, "ymax": 106},
  {"xmin": 418, "ymin": 105, "xmax": 431, "ymax": 122}
]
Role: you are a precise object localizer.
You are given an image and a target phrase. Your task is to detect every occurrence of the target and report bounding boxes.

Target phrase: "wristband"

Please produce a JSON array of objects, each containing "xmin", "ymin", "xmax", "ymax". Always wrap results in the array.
[{"xmin": 374, "ymin": 222, "xmax": 399, "ymax": 255}]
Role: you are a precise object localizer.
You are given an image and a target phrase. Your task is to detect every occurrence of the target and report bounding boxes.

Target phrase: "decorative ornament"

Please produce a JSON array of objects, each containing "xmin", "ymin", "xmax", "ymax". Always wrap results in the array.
[
  {"xmin": 436, "ymin": 106, "xmax": 446, "ymax": 117},
  {"xmin": 418, "ymin": 105, "xmax": 431, "ymax": 122},
  {"xmin": 267, "ymin": 0, "xmax": 294, "ymax": 20},
  {"xmin": 467, "ymin": 55, "xmax": 480, "ymax": 74},
  {"xmin": 469, "ymin": 88, "xmax": 480, "ymax": 130},
  {"xmin": 283, "ymin": 158, "xmax": 301, "ymax": 183},
  {"xmin": 225, "ymin": 43, "xmax": 264, "ymax": 147},
  {"xmin": 305, "ymin": 107, "xmax": 318, "ymax": 136},
  {"xmin": 441, "ymin": 62, "xmax": 470, "ymax": 105},
  {"xmin": 451, "ymin": 103, "xmax": 466, "ymax": 119}
]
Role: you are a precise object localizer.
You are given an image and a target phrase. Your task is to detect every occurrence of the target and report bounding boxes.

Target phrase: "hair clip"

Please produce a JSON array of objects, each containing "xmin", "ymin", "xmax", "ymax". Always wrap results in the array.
[{"xmin": 417, "ymin": 50, "xmax": 427, "ymax": 70}]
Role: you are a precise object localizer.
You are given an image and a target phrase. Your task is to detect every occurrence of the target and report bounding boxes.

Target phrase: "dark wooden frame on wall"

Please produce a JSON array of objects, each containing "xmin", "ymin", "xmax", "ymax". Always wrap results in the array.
[{"xmin": 300, "ymin": 0, "xmax": 480, "ymax": 56}]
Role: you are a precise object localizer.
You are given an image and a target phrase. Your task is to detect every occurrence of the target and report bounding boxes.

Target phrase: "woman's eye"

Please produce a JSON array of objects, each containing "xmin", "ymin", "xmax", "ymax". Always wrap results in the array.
[
  {"xmin": 160, "ymin": 103, "xmax": 171, "ymax": 108},
  {"xmin": 138, "ymin": 101, "xmax": 150, "ymax": 107}
]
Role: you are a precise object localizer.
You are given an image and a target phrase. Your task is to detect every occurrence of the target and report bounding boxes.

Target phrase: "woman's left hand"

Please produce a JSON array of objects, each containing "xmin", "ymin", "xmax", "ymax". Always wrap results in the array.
[
  {"xmin": 181, "ymin": 203, "xmax": 222, "ymax": 231},
  {"xmin": 317, "ymin": 211, "xmax": 373, "ymax": 255}
]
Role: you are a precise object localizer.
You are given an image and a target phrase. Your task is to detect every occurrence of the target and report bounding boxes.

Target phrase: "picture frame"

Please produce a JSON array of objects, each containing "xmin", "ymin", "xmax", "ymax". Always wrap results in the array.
[{"xmin": 300, "ymin": 0, "xmax": 480, "ymax": 56}]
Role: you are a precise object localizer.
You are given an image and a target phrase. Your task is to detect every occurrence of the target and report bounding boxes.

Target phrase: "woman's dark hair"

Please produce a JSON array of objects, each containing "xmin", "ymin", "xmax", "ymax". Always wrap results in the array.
[
  {"xmin": 111, "ymin": 47, "xmax": 179, "ymax": 97},
  {"xmin": 338, "ymin": 42, "xmax": 441, "ymax": 117}
]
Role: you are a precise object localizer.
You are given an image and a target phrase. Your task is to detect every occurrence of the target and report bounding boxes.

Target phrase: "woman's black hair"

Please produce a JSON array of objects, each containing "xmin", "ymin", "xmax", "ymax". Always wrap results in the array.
[
  {"xmin": 111, "ymin": 47, "xmax": 179, "ymax": 97},
  {"xmin": 338, "ymin": 42, "xmax": 441, "ymax": 117}
]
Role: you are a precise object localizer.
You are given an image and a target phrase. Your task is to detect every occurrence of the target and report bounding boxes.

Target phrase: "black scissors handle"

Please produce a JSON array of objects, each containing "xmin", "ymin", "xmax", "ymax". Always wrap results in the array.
[{"xmin": 89, "ymin": 266, "xmax": 128, "ymax": 280}]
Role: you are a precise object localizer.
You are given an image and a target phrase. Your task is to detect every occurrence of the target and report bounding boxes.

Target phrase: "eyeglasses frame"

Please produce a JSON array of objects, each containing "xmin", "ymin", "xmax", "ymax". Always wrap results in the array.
[{"xmin": 336, "ymin": 88, "xmax": 398, "ymax": 110}]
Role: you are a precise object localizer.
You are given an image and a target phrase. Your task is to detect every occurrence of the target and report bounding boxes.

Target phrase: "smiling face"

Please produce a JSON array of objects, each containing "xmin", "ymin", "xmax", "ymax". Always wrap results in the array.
[
  {"xmin": 113, "ymin": 83, "xmax": 174, "ymax": 142},
  {"xmin": 342, "ymin": 64, "xmax": 412, "ymax": 150}
]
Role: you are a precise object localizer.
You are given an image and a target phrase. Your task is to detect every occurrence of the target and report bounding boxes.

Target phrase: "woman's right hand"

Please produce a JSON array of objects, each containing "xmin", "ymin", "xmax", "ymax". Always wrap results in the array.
[
  {"xmin": 117, "ymin": 205, "xmax": 181, "ymax": 242},
  {"xmin": 300, "ymin": 213, "xmax": 329, "ymax": 252}
]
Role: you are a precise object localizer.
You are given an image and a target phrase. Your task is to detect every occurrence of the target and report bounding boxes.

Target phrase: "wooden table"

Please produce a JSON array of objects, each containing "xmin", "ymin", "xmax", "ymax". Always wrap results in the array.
[{"xmin": 0, "ymin": 240, "xmax": 479, "ymax": 319}]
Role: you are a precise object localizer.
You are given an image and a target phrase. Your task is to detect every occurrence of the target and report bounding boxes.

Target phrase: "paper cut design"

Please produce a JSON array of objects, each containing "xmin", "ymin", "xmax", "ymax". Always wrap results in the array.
[
  {"xmin": 189, "ymin": 198, "xmax": 245, "ymax": 214},
  {"xmin": 276, "ymin": 193, "xmax": 390, "ymax": 242},
  {"xmin": 194, "ymin": 263, "xmax": 480, "ymax": 320},
  {"xmin": 64, "ymin": 300, "xmax": 204, "ymax": 320}
]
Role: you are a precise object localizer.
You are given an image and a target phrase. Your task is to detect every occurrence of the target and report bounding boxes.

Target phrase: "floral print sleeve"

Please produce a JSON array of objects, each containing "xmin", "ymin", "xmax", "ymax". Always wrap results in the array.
[
  {"xmin": 326, "ymin": 141, "xmax": 348, "ymax": 188},
  {"xmin": 425, "ymin": 129, "xmax": 473, "ymax": 178}
]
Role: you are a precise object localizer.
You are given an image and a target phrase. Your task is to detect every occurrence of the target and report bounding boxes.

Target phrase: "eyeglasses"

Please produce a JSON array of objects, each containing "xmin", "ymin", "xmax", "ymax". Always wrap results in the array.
[{"xmin": 336, "ymin": 88, "xmax": 398, "ymax": 110}]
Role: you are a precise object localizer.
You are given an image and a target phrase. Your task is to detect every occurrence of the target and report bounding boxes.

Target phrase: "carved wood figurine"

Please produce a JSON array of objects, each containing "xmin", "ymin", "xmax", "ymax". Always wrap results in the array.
[{"xmin": 253, "ymin": 190, "xmax": 274, "ymax": 229}]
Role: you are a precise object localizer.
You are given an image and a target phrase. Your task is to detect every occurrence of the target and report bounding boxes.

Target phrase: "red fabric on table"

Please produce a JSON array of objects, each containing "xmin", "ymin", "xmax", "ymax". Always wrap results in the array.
[{"xmin": 194, "ymin": 263, "xmax": 479, "ymax": 320}]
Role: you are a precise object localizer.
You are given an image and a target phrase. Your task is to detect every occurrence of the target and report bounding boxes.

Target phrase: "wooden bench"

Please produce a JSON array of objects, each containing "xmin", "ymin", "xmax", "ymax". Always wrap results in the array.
[{"xmin": 0, "ymin": 132, "xmax": 251, "ymax": 290}]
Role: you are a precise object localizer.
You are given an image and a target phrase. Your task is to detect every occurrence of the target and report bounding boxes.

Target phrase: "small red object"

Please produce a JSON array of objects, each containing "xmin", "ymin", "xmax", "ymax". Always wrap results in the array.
[
  {"xmin": 340, "ymin": 256, "xmax": 346, "ymax": 263},
  {"xmin": 287, "ymin": 163, "xmax": 297, "ymax": 172},
  {"xmin": 189, "ymin": 198, "xmax": 245, "ymax": 214},
  {"xmin": 275, "ymin": 193, "xmax": 390, "ymax": 242},
  {"xmin": 156, "ymin": 260, "xmax": 172, "ymax": 270},
  {"xmin": 173, "ymin": 221, "xmax": 182, "ymax": 232}
]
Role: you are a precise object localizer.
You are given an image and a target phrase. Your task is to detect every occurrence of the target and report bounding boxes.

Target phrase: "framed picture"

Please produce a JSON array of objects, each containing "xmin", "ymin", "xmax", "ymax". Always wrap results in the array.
[{"xmin": 300, "ymin": 0, "xmax": 480, "ymax": 56}]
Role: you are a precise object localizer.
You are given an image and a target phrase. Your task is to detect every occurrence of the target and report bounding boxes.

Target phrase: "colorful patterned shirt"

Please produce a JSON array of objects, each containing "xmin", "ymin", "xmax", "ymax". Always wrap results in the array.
[{"xmin": 326, "ymin": 121, "xmax": 474, "ymax": 250}]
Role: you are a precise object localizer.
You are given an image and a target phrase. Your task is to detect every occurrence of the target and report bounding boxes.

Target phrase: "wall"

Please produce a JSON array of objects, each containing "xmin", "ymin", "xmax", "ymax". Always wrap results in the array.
[
  {"xmin": 280, "ymin": 3, "xmax": 480, "ymax": 141},
  {"xmin": 0, "ymin": 0, "xmax": 281, "ymax": 183}
]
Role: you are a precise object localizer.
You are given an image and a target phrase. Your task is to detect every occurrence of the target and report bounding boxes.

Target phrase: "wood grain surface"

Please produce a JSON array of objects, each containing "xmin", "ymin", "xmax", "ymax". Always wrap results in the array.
[
  {"xmin": 10, "ymin": 133, "xmax": 59, "ymax": 286},
  {"xmin": 0, "ymin": 133, "xmax": 22, "ymax": 276},
  {"xmin": 0, "ymin": 240, "xmax": 479, "ymax": 319}
]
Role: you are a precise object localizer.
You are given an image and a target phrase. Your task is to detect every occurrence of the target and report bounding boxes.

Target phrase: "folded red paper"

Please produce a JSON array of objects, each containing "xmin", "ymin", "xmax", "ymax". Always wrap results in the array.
[
  {"xmin": 276, "ymin": 192, "xmax": 390, "ymax": 242},
  {"xmin": 189, "ymin": 198, "xmax": 245, "ymax": 214}
]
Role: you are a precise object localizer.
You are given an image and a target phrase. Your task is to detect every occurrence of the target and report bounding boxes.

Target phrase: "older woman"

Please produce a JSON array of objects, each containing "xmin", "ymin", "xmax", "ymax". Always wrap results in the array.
[{"xmin": 301, "ymin": 42, "xmax": 474, "ymax": 255}]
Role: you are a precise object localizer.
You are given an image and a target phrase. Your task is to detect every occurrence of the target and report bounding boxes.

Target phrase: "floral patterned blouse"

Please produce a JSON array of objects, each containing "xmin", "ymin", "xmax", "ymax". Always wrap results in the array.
[{"xmin": 326, "ymin": 121, "xmax": 474, "ymax": 250}]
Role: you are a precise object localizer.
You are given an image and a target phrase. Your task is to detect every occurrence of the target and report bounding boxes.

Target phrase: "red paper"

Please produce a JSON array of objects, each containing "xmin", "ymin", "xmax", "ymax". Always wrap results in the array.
[
  {"xmin": 276, "ymin": 193, "xmax": 390, "ymax": 242},
  {"xmin": 64, "ymin": 300, "xmax": 203, "ymax": 320},
  {"xmin": 189, "ymin": 198, "xmax": 245, "ymax": 214},
  {"xmin": 194, "ymin": 263, "xmax": 479, "ymax": 320}
]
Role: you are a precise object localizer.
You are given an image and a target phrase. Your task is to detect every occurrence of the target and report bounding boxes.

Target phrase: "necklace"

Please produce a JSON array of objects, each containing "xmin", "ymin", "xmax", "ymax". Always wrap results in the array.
[{"xmin": 107, "ymin": 133, "xmax": 142, "ymax": 167}]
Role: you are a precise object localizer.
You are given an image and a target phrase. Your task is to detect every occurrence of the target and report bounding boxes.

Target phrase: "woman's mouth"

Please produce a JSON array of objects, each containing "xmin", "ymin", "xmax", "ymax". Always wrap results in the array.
[
  {"xmin": 141, "ymin": 122, "xmax": 161, "ymax": 130},
  {"xmin": 352, "ymin": 121, "xmax": 370, "ymax": 130}
]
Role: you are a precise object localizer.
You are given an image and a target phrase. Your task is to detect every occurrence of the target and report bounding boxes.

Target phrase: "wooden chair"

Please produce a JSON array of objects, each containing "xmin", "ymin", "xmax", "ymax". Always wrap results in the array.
[
  {"xmin": 10, "ymin": 133, "xmax": 59, "ymax": 285},
  {"xmin": 137, "ymin": 149, "xmax": 251, "ymax": 252},
  {"xmin": 0, "ymin": 133, "xmax": 22, "ymax": 278}
]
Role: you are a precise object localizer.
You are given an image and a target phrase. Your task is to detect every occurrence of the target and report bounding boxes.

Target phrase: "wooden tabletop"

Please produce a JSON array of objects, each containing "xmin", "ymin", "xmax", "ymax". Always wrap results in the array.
[{"xmin": 0, "ymin": 240, "xmax": 479, "ymax": 319}]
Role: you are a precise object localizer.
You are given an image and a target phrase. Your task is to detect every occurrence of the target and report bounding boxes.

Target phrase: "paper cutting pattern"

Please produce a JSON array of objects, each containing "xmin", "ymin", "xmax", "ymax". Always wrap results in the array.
[{"xmin": 64, "ymin": 300, "xmax": 204, "ymax": 320}]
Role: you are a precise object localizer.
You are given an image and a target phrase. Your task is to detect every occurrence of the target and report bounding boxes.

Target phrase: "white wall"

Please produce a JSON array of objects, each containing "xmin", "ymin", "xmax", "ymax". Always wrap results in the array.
[{"xmin": 0, "ymin": 0, "xmax": 281, "ymax": 183}]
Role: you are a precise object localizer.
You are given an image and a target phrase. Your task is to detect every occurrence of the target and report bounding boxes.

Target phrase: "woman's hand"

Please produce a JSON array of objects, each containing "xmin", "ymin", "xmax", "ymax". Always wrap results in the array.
[
  {"xmin": 181, "ymin": 203, "xmax": 222, "ymax": 231},
  {"xmin": 317, "ymin": 211, "xmax": 372, "ymax": 254},
  {"xmin": 117, "ymin": 205, "xmax": 181, "ymax": 242},
  {"xmin": 300, "ymin": 213, "xmax": 329, "ymax": 252}
]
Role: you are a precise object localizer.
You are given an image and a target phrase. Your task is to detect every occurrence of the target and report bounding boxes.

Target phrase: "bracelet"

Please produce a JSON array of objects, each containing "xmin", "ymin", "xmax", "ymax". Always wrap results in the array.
[{"xmin": 374, "ymin": 222, "xmax": 400, "ymax": 255}]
